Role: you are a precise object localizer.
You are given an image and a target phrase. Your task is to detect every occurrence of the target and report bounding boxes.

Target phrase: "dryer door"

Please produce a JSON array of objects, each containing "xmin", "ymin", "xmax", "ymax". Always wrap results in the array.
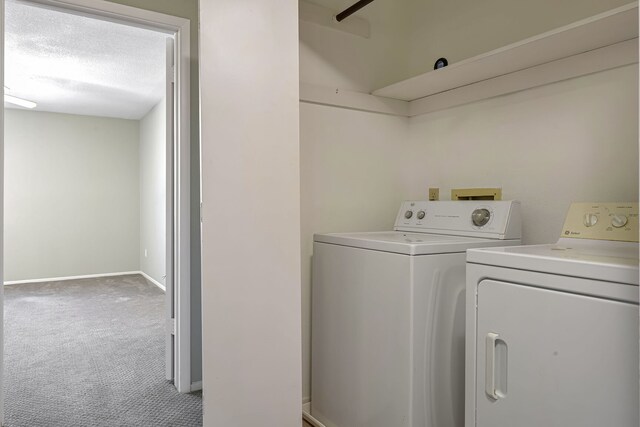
[{"xmin": 475, "ymin": 279, "xmax": 638, "ymax": 427}]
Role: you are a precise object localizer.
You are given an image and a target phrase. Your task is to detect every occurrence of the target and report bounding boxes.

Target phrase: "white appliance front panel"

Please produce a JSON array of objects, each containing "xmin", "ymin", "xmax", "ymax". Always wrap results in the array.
[
  {"xmin": 311, "ymin": 243, "xmax": 467, "ymax": 427},
  {"xmin": 412, "ymin": 254, "xmax": 467, "ymax": 427},
  {"xmin": 475, "ymin": 279, "xmax": 638, "ymax": 427},
  {"xmin": 312, "ymin": 242, "xmax": 412, "ymax": 427}
]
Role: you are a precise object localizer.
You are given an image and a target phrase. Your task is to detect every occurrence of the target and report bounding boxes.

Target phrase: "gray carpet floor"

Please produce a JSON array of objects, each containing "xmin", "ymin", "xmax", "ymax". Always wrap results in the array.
[{"xmin": 4, "ymin": 274, "xmax": 202, "ymax": 426}]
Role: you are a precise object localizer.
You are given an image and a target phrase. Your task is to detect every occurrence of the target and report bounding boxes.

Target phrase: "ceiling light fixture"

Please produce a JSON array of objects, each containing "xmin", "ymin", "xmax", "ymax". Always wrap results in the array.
[{"xmin": 4, "ymin": 86, "xmax": 37, "ymax": 109}]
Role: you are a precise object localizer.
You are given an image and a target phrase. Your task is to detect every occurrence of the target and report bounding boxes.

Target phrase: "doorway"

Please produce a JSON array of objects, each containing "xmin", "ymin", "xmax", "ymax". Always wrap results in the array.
[{"xmin": 1, "ymin": 0, "xmax": 193, "ymax": 423}]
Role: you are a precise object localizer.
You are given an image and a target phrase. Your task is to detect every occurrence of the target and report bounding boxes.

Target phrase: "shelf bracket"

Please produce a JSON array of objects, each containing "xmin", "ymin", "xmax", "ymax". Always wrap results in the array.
[
  {"xmin": 336, "ymin": 0, "xmax": 375, "ymax": 22},
  {"xmin": 299, "ymin": 0, "xmax": 370, "ymax": 39}
]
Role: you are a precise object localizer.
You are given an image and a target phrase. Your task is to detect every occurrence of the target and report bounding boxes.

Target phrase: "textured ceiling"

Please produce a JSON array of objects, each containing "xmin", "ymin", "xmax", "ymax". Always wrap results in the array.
[{"xmin": 5, "ymin": 1, "xmax": 168, "ymax": 120}]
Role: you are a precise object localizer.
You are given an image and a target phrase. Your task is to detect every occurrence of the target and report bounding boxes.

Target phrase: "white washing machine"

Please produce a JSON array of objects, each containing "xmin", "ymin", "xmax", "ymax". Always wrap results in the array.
[
  {"xmin": 310, "ymin": 201, "xmax": 522, "ymax": 427},
  {"xmin": 465, "ymin": 202, "xmax": 639, "ymax": 427}
]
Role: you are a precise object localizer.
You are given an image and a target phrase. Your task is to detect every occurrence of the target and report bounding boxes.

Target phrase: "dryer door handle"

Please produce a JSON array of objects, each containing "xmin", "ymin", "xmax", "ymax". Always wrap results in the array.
[{"xmin": 485, "ymin": 332, "xmax": 508, "ymax": 400}]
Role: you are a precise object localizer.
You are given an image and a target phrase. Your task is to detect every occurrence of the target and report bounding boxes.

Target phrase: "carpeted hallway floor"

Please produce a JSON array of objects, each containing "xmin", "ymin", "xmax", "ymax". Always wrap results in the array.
[{"xmin": 3, "ymin": 274, "xmax": 202, "ymax": 427}]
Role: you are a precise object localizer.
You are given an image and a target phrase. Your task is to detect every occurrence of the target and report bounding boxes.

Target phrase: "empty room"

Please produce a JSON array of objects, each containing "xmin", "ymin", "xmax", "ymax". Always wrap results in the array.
[{"xmin": 2, "ymin": 1, "xmax": 201, "ymax": 425}]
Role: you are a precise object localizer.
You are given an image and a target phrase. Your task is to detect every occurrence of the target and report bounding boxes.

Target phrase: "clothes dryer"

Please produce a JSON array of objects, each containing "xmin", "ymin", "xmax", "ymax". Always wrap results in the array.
[
  {"xmin": 311, "ymin": 201, "xmax": 522, "ymax": 427},
  {"xmin": 465, "ymin": 202, "xmax": 639, "ymax": 427}
]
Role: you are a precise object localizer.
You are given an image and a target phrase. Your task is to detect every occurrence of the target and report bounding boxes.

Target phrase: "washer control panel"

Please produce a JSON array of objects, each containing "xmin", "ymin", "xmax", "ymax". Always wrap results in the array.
[
  {"xmin": 562, "ymin": 202, "xmax": 638, "ymax": 242},
  {"xmin": 394, "ymin": 200, "xmax": 521, "ymax": 239}
]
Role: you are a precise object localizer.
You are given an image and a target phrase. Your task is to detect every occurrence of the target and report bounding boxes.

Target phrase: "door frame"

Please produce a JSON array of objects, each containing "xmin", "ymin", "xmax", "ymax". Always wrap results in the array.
[
  {"xmin": 7, "ymin": 0, "xmax": 193, "ymax": 393},
  {"xmin": 0, "ymin": 1, "xmax": 5, "ymax": 422}
]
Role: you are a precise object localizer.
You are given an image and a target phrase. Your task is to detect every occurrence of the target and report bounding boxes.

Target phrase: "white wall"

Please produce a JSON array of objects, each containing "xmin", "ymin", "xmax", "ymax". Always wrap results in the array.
[
  {"xmin": 139, "ymin": 98, "xmax": 166, "ymax": 285},
  {"xmin": 299, "ymin": 2, "xmax": 416, "ymax": 401},
  {"xmin": 199, "ymin": 1, "xmax": 301, "ymax": 426},
  {"xmin": 299, "ymin": 3, "xmax": 639, "ymax": 405},
  {"xmin": 405, "ymin": 0, "xmax": 632, "ymax": 80},
  {"xmin": 299, "ymin": 0, "xmax": 411, "ymax": 91},
  {"xmin": 299, "ymin": 65, "xmax": 639, "ymax": 401},
  {"xmin": 300, "ymin": 103, "xmax": 408, "ymax": 400},
  {"xmin": 4, "ymin": 109, "xmax": 140, "ymax": 281},
  {"xmin": 403, "ymin": 64, "xmax": 639, "ymax": 244},
  {"xmin": 301, "ymin": 0, "xmax": 633, "ymax": 92}
]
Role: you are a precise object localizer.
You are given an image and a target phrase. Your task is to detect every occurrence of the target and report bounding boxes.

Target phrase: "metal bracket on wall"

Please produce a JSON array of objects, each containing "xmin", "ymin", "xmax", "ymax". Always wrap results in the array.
[
  {"xmin": 299, "ymin": 0, "xmax": 370, "ymax": 38},
  {"xmin": 167, "ymin": 318, "xmax": 176, "ymax": 335},
  {"xmin": 335, "ymin": 0, "xmax": 375, "ymax": 22}
]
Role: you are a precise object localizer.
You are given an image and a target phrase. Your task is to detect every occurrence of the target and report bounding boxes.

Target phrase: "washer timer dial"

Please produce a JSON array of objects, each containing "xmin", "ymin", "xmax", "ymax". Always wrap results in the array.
[
  {"xmin": 611, "ymin": 214, "xmax": 628, "ymax": 228},
  {"xmin": 472, "ymin": 208, "xmax": 491, "ymax": 227}
]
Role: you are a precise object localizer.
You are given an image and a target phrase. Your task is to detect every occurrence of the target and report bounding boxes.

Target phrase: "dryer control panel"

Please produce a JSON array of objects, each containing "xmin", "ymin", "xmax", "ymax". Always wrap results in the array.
[
  {"xmin": 394, "ymin": 200, "xmax": 522, "ymax": 240},
  {"xmin": 561, "ymin": 202, "xmax": 639, "ymax": 242}
]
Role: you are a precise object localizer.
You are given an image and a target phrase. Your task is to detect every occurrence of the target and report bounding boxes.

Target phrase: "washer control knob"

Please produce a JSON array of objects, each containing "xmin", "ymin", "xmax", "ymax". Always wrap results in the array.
[
  {"xmin": 583, "ymin": 213, "xmax": 598, "ymax": 227},
  {"xmin": 417, "ymin": 210, "xmax": 426, "ymax": 220},
  {"xmin": 472, "ymin": 208, "xmax": 491, "ymax": 227},
  {"xmin": 611, "ymin": 214, "xmax": 628, "ymax": 228},
  {"xmin": 404, "ymin": 210, "xmax": 413, "ymax": 219}
]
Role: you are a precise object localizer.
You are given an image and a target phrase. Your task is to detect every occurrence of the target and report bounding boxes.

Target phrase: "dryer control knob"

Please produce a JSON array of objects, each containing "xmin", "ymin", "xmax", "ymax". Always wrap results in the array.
[
  {"xmin": 611, "ymin": 214, "xmax": 628, "ymax": 228},
  {"xmin": 417, "ymin": 210, "xmax": 426, "ymax": 220},
  {"xmin": 404, "ymin": 210, "xmax": 413, "ymax": 219},
  {"xmin": 583, "ymin": 213, "xmax": 598, "ymax": 227},
  {"xmin": 472, "ymin": 208, "xmax": 491, "ymax": 227}
]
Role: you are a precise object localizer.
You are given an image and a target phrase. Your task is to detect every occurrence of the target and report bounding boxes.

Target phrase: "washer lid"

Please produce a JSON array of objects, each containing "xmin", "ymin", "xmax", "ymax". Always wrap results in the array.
[
  {"xmin": 467, "ymin": 240, "xmax": 639, "ymax": 285},
  {"xmin": 314, "ymin": 231, "xmax": 520, "ymax": 255}
]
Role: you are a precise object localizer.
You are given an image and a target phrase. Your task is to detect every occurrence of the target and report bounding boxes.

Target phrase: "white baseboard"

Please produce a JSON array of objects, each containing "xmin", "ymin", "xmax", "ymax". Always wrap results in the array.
[
  {"xmin": 4, "ymin": 271, "xmax": 140, "ymax": 286},
  {"xmin": 190, "ymin": 381, "xmax": 202, "ymax": 392},
  {"xmin": 302, "ymin": 402, "xmax": 326, "ymax": 427},
  {"xmin": 139, "ymin": 271, "xmax": 166, "ymax": 292}
]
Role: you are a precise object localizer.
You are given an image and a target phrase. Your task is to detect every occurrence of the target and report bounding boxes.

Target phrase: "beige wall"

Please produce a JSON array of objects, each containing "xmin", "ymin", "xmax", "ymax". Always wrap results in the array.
[
  {"xmin": 404, "ymin": 64, "xmax": 639, "ymax": 244},
  {"xmin": 300, "ymin": 103, "xmax": 409, "ymax": 400},
  {"xmin": 200, "ymin": 0, "xmax": 301, "ymax": 425},
  {"xmin": 139, "ymin": 98, "xmax": 166, "ymax": 285},
  {"xmin": 405, "ymin": 0, "xmax": 632, "ymax": 80},
  {"xmin": 300, "ymin": 1, "xmax": 639, "ymax": 404},
  {"xmin": 301, "ymin": 0, "xmax": 633, "ymax": 91},
  {"xmin": 4, "ymin": 110, "xmax": 140, "ymax": 281},
  {"xmin": 299, "ymin": 0, "xmax": 411, "ymax": 91},
  {"xmin": 300, "ymin": 63, "xmax": 639, "ymax": 402}
]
